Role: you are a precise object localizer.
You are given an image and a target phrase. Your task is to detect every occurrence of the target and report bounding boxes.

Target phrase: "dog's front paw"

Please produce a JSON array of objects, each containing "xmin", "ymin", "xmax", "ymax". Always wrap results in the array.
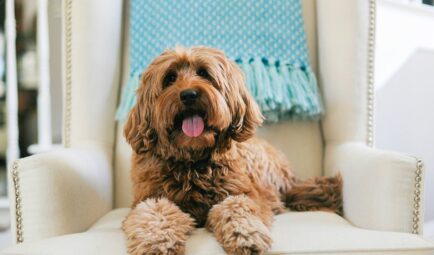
[
  {"xmin": 207, "ymin": 195, "xmax": 273, "ymax": 255},
  {"xmin": 122, "ymin": 198, "xmax": 194, "ymax": 255},
  {"xmin": 219, "ymin": 216, "xmax": 272, "ymax": 255}
]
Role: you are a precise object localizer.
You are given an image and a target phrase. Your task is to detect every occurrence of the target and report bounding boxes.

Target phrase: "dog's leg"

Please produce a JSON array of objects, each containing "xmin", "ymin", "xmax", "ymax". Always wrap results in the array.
[
  {"xmin": 206, "ymin": 195, "xmax": 273, "ymax": 255},
  {"xmin": 122, "ymin": 197, "xmax": 194, "ymax": 255}
]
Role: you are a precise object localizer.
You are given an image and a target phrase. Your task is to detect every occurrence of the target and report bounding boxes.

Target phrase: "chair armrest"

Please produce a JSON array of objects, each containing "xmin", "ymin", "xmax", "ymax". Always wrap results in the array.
[
  {"xmin": 325, "ymin": 142, "xmax": 424, "ymax": 234},
  {"xmin": 8, "ymin": 144, "xmax": 113, "ymax": 244}
]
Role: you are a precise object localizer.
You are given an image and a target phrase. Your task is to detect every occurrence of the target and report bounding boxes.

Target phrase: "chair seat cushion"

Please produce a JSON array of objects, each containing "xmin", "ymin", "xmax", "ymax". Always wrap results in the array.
[{"xmin": 4, "ymin": 208, "xmax": 434, "ymax": 255}]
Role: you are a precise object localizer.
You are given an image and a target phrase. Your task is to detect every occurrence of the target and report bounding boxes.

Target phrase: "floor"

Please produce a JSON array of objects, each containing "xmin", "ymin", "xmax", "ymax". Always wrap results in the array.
[
  {"xmin": 0, "ymin": 229, "xmax": 11, "ymax": 250},
  {"xmin": 0, "ymin": 208, "xmax": 11, "ymax": 250},
  {"xmin": 425, "ymin": 220, "xmax": 434, "ymax": 242}
]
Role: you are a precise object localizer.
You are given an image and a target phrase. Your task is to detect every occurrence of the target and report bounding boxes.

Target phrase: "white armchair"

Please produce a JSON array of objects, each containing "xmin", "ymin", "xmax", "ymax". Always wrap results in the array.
[{"xmin": 3, "ymin": 0, "xmax": 434, "ymax": 254}]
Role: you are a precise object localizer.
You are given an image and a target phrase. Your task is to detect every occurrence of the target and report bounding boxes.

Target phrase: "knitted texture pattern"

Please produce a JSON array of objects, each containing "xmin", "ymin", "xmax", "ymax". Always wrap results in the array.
[{"xmin": 116, "ymin": 0, "xmax": 322, "ymax": 122}]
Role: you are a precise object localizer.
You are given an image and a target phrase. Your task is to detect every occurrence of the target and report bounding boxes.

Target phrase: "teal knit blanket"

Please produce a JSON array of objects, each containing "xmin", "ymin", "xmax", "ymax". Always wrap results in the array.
[{"xmin": 116, "ymin": 0, "xmax": 323, "ymax": 122}]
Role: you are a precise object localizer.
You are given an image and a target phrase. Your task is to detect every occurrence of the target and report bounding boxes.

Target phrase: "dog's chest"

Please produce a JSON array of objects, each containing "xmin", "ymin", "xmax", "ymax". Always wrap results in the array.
[{"xmin": 161, "ymin": 160, "xmax": 241, "ymax": 227}]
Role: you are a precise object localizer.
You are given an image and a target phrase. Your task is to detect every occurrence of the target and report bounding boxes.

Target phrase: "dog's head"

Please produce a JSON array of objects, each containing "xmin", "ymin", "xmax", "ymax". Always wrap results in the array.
[{"xmin": 124, "ymin": 46, "xmax": 263, "ymax": 160}]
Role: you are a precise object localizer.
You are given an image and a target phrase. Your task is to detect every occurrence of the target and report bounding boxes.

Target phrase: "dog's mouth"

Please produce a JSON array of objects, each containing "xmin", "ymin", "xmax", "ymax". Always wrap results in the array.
[{"xmin": 173, "ymin": 110, "xmax": 207, "ymax": 138}]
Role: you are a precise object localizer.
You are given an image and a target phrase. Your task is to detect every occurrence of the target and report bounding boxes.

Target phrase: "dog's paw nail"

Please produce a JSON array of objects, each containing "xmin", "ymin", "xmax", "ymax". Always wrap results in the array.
[
  {"xmin": 233, "ymin": 245, "xmax": 266, "ymax": 255},
  {"xmin": 224, "ymin": 230, "xmax": 272, "ymax": 255}
]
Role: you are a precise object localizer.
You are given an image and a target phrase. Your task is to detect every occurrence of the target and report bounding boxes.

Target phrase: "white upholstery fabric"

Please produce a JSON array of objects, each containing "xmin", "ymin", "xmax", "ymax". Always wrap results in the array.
[
  {"xmin": 63, "ymin": 0, "xmax": 123, "ymax": 148},
  {"xmin": 317, "ymin": 0, "xmax": 371, "ymax": 144},
  {"xmin": 8, "ymin": 144, "xmax": 113, "ymax": 243},
  {"xmin": 114, "ymin": 128, "xmax": 133, "ymax": 208},
  {"xmin": 326, "ymin": 142, "xmax": 424, "ymax": 234},
  {"xmin": 3, "ymin": 209, "xmax": 433, "ymax": 255},
  {"xmin": 256, "ymin": 122, "xmax": 323, "ymax": 180}
]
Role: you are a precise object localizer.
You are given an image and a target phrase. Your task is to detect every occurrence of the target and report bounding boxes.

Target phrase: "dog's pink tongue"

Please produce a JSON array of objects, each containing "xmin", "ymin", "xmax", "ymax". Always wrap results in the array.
[{"xmin": 182, "ymin": 115, "xmax": 204, "ymax": 137}]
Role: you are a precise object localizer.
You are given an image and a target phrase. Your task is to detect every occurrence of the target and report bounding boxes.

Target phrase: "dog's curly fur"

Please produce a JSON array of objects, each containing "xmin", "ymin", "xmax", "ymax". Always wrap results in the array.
[{"xmin": 122, "ymin": 46, "xmax": 342, "ymax": 255}]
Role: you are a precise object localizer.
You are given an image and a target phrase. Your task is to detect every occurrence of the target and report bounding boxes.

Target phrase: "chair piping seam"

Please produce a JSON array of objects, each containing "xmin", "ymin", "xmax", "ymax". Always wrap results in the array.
[
  {"xmin": 64, "ymin": 0, "xmax": 73, "ymax": 148},
  {"xmin": 367, "ymin": 0, "xmax": 376, "ymax": 147}
]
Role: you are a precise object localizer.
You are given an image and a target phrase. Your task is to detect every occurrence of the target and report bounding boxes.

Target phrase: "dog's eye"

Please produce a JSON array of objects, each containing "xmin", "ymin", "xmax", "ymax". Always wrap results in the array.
[
  {"xmin": 196, "ymin": 68, "xmax": 209, "ymax": 78},
  {"xmin": 163, "ymin": 72, "xmax": 177, "ymax": 88}
]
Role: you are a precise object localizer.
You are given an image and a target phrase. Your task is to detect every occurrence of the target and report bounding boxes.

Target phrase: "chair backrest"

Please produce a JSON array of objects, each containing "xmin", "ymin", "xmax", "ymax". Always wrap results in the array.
[{"xmin": 62, "ymin": 0, "xmax": 374, "ymax": 208}]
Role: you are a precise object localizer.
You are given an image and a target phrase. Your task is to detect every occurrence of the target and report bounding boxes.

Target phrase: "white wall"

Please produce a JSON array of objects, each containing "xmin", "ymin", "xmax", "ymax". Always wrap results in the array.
[{"xmin": 375, "ymin": 0, "xmax": 434, "ymax": 223}]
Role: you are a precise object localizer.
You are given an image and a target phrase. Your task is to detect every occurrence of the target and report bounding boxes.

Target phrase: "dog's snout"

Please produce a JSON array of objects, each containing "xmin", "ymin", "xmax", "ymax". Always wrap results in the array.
[{"xmin": 180, "ymin": 89, "xmax": 199, "ymax": 106}]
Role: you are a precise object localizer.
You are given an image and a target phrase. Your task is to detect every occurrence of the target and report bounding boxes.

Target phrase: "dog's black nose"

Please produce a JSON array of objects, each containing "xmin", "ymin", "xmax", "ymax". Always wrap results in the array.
[{"xmin": 180, "ymin": 89, "xmax": 199, "ymax": 105}]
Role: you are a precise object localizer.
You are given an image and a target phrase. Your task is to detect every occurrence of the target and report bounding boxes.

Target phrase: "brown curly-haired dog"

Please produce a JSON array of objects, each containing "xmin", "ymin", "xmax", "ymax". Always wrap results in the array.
[{"xmin": 122, "ymin": 46, "xmax": 342, "ymax": 255}]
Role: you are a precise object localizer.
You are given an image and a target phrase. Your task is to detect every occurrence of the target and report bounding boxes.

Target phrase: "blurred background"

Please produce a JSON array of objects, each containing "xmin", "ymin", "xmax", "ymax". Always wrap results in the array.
[
  {"xmin": 0, "ymin": 0, "xmax": 62, "ymax": 248},
  {"xmin": 0, "ymin": 0, "xmax": 433, "ymax": 248}
]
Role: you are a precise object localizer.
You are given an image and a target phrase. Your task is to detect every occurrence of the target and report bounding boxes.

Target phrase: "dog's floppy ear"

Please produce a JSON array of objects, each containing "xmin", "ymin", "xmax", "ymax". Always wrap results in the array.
[
  {"xmin": 124, "ymin": 73, "xmax": 156, "ymax": 154},
  {"xmin": 225, "ymin": 61, "xmax": 264, "ymax": 142},
  {"xmin": 231, "ymin": 88, "xmax": 264, "ymax": 142}
]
